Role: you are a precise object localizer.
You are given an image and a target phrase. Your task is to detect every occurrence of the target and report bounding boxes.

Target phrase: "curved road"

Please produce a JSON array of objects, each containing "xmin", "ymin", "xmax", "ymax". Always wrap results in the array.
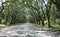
[{"xmin": 0, "ymin": 23, "xmax": 60, "ymax": 37}]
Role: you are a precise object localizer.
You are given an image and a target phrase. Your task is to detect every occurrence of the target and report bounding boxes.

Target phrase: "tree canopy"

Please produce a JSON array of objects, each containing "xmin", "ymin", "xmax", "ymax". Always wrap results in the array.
[{"xmin": 0, "ymin": 0, "xmax": 60, "ymax": 28}]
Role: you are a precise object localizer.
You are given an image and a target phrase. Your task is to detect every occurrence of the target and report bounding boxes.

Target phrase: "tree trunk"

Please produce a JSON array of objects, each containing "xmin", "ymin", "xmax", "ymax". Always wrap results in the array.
[
  {"xmin": 42, "ymin": 20, "xmax": 44, "ymax": 26},
  {"xmin": 48, "ymin": 15, "xmax": 51, "ymax": 28},
  {"xmin": 13, "ymin": 16, "xmax": 16, "ymax": 24},
  {"xmin": 39, "ymin": 21, "xmax": 40, "ymax": 25},
  {"xmin": 45, "ymin": 0, "xmax": 52, "ymax": 28}
]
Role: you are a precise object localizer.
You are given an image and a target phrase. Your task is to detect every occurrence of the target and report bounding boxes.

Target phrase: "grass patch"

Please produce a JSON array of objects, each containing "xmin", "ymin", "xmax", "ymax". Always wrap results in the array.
[
  {"xmin": 33, "ymin": 23, "xmax": 48, "ymax": 28},
  {"xmin": 0, "ymin": 24, "xmax": 6, "ymax": 28},
  {"xmin": 51, "ymin": 24, "xmax": 60, "ymax": 30},
  {"xmin": 0, "ymin": 24, "xmax": 6, "ymax": 26},
  {"xmin": 33, "ymin": 23, "xmax": 60, "ymax": 30}
]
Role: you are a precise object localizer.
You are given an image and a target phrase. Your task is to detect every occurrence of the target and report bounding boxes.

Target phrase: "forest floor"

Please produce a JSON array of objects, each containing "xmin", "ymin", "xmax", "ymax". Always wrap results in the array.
[{"xmin": 0, "ymin": 23, "xmax": 60, "ymax": 37}]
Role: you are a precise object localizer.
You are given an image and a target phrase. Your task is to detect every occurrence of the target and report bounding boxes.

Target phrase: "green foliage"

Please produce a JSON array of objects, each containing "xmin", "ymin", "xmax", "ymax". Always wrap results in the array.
[
  {"xmin": 0, "ymin": 0, "xmax": 27, "ymax": 25},
  {"xmin": 28, "ymin": 15, "xmax": 35, "ymax": 23},
  {"xmin": 0, "ymin": 0, "xmax": 60, "ymax": 29}
]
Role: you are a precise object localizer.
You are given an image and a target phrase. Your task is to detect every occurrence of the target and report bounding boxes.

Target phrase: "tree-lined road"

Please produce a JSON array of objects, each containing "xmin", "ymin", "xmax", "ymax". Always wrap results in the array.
[{"xmin": 0, "ymin": 23, "xmax": 60, "ymax": 37}]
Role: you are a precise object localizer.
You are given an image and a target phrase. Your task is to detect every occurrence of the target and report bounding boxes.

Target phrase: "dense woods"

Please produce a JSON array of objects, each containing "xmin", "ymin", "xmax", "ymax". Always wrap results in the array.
[{"xmin": 0, "ymin": 0, "xmax": 60, "ymax": 28}]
